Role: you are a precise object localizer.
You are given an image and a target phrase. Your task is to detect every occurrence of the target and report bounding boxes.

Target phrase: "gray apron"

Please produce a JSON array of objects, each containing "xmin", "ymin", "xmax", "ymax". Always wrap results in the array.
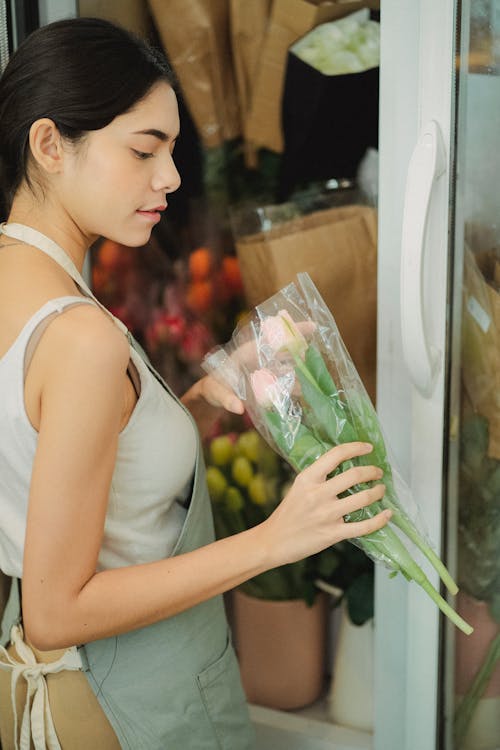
[{"xmin": 0, "ymin": 223, "xmax": 255, "ymax": 750}]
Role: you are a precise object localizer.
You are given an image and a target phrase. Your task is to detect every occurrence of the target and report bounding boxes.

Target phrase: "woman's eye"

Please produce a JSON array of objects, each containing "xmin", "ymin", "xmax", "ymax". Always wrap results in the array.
[{"xmin": 132, "ymin": 149, "xmax": 153, "ymax": 160}]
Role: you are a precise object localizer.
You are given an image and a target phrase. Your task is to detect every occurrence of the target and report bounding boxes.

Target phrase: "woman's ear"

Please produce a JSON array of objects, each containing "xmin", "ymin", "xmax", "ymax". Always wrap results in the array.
[{"xmin": 28, "ymin": 118, "xmax": 65, "ymax": 175}]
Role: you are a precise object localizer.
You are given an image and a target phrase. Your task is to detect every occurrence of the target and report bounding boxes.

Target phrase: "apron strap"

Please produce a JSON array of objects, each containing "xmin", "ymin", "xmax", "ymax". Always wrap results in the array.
[{"xmin": 0, "ymin": 624, "xmax": 82, "ymax": 750}]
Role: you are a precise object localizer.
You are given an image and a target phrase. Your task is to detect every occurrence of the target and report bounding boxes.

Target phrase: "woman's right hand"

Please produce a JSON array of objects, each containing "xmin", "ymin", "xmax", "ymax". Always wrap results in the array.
[{"xmin": 261, "ymin": 442, "xmax": 392, "ymax": 567}]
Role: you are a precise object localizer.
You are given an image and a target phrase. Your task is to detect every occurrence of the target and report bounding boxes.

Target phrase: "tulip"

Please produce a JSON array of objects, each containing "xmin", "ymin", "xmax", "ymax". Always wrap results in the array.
[
  {"xmin": 260, "ymin": 309, "xmax": 307, "ymax": 357},
  {"xmin": 249, "ymin": 368, "xmax": 282, "ymax": 409}
]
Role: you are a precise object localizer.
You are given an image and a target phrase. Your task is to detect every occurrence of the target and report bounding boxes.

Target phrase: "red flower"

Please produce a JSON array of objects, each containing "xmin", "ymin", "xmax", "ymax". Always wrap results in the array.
[
  {"xmin": 146, "ymin": 311, "xmax": 187, "ymax": 350},
  {"xmin": 180, "ymin": 321, "xmax": 214, "ymax": 363}
]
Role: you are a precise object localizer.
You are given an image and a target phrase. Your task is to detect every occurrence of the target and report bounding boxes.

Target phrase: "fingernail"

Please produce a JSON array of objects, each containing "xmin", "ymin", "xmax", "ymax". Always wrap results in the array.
[
  {"xmin": 362, "ymin": 443, "xmax": 373, "ymax": 452},
  {"xmin": 384, "ymin": 509, "xmax": 392, "ymax": 519}
]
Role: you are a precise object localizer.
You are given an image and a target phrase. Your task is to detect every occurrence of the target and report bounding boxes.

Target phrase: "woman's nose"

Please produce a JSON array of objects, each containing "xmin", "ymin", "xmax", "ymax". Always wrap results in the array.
[{"xmin": 152, "ymin": 151, "xmax": 181, "ymax": 194}]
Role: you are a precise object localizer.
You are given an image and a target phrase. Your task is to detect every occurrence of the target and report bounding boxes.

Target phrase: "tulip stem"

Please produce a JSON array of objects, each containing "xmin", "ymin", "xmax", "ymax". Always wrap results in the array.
[
  {"xmin": 385, "ymin": 506, "xmax": 459, "ymax": 595},
  {"xmin": 419, "ymin": 579, "xmax": 473, "ymax": 635}
]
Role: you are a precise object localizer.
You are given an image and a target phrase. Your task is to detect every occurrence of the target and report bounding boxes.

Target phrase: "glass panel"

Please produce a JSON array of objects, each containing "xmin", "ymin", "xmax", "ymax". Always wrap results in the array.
[{"xmin": 447, "ymin": 2, "xmax": 500, "ymax": 749}]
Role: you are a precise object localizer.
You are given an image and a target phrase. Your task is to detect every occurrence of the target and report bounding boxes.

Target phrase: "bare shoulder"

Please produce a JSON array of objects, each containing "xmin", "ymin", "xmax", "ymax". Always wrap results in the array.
[{"xmin": 34, "ymin": 303, "xmax": 130, "ymax": 380}]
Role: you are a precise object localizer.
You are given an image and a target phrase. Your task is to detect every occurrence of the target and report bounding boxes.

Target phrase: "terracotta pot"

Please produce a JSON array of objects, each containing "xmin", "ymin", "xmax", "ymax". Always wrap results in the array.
[
  {"xmin": 327, "ymin": 602, "xmax": 374, "ymax": 732},
  {"xmin": 232, "ymin": 589, "xmax": 328, "ymax": 710}
]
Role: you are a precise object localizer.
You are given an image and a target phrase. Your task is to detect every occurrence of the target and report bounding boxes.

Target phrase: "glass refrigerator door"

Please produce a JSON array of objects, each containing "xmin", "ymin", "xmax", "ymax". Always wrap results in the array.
[
  {"xmin": 445, "ymin": 3, "xmax": 500, "ymax": 749},
  {"xmin": 377, "ymin": 1, "xmax": 499, "ymax": 749}
]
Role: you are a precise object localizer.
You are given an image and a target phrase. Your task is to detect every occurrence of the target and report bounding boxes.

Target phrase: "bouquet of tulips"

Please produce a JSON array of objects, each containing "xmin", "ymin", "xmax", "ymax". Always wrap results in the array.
[{"xmin": 203, "ymin": 273, "xmax": 473, "ymax": 635}]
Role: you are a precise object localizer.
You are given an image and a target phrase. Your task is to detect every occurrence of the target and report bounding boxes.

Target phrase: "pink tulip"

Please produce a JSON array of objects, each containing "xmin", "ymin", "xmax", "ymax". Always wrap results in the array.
[
  {"xmin": 260, "ymin": 310, "xmax": 307, "ymax": 356},
  {"xmin": 250, "ymin": 368, "xmax": 281, "ymax": 408}
]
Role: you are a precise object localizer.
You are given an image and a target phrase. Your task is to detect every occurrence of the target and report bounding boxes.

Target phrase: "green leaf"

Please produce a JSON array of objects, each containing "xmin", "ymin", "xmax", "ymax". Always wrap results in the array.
[
  {"xmin": 304, "ymin": 344, "xmax": 338, "ymax": 396},
  {"xmin": 296, "ymin": 350, "xmax": 357, "ymax": 445},
  {"xmin": 345, "ymin": 572, "xmax": 374, "ymax": 625},
  {"xmin": 264, "ymin": 410, "xmax": 329, "ymax": 472}
]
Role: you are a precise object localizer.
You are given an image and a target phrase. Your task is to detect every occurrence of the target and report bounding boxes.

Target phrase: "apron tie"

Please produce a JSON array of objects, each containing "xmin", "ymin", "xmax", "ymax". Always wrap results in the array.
[{"xmin": 0, "ymin": 624, "xmax": 82, "ymax": 750}]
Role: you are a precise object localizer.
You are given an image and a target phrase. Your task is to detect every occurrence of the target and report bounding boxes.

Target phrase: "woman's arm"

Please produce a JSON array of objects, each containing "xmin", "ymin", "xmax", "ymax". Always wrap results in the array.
[{"xmin": 22, "ymin": 307, "xmax": 389, "ymax": 650}]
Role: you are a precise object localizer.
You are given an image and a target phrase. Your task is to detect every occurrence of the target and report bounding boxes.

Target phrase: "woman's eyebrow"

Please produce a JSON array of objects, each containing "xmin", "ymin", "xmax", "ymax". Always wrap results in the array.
[{"xmin": 132, "ymin": 128, "xmax": 179, "ymax": 142}]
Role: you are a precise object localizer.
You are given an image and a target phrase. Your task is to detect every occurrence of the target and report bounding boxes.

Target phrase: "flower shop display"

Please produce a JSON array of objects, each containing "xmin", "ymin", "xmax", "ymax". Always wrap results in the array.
[{"xmin": 203, "ymin": 273, "xmax": 473, "ymax": 636}]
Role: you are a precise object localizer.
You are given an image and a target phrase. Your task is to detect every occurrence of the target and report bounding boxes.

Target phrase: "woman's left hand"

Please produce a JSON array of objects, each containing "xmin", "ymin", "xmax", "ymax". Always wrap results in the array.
[
  {"xmin": 181, "ymin": 376, "xmax": 244, "ymax": 437},
  {"xmin": 195, "ymin": 375, "xmax": 244, "ymax": 414}
]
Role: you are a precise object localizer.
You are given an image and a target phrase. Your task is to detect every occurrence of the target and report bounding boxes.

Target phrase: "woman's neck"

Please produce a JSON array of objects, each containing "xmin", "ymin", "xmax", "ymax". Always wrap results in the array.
[{"xmin": 6, "ymin": 195, "xmax": 97, "ymax": 273}]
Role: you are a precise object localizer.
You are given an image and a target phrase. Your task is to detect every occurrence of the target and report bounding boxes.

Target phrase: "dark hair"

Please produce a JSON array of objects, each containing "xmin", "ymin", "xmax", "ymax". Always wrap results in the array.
[{"xmin": 0, "ymin": 17, "xmax": 175, "ymax": 212}]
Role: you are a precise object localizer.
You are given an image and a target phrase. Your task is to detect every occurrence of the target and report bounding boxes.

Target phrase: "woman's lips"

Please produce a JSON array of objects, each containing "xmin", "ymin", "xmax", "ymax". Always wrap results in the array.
[{"xmin": 136, "ymin": 208, "xmax": 165, "ymax": 223}]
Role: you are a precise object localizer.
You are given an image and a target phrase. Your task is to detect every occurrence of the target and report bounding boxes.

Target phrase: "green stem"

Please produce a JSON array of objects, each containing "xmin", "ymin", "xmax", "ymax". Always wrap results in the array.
[
  {"xmin": 419, "ymin": 579, "xmax": 473, "ymax": 635},
  {"xmin": 454, "ymin": 631, "xmax": 500, "ymax": 745},
  {"xmin": 293, "ymin": 353, "xmax": 320, "ymax": 390},
  {"xmin": 385, "ymin": 504, "xmax": 459, "ymax": 595},
  {"xmin": 357, "ymin": 521, "xmax": 473, "ymax": 635}
]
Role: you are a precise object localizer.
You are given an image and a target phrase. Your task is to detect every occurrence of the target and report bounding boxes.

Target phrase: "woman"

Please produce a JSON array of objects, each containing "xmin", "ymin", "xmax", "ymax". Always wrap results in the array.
[{"xmin": 0, "ymin": 17, "xmax": 390, "ymax": 750}]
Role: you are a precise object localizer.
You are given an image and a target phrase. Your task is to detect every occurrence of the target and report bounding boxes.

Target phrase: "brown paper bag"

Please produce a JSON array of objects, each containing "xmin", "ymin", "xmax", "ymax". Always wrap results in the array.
[
  {"xmin": 235, "ymin": 204, "xmax": 377, "ymax": 402},
  {"xmin": 462, "ymin": 246, "xmax": 500, "ymax": 459},
  {"xmin": 229, "ymin": 1, "xmax": 272, "ymax": 123},
  {"xmin": 245, "ymin": 0, "xmax": 380, "ymax": 154},
  {"xmin": 229, "ymin": 0, "xmax": 272, "ymax": 166},
  {"xmin": 148, "ymin": 0, "xmax": 241, "ymax": 148}
]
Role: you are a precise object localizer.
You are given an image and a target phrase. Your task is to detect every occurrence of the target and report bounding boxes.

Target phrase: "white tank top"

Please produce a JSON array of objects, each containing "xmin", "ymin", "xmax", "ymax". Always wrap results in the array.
[{"xmin": 0, "ymin": 224, "xmax": 197, "ymax": 578}]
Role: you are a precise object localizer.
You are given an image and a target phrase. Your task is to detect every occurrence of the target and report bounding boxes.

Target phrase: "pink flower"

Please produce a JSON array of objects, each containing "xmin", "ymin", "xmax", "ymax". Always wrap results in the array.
[
  {"xmin": 250, "ymin": 368, "xmax": 281, "ymax": 408},
  {"xmin": 260, "ymin": 310, "xmax": 307, "ymax": 356}
]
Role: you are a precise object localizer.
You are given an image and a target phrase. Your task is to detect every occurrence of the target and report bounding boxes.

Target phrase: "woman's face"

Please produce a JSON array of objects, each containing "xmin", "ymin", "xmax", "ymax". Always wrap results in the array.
[{"xmin": 62, "ymin": 81, "xmax": 181, "ymax": 247}]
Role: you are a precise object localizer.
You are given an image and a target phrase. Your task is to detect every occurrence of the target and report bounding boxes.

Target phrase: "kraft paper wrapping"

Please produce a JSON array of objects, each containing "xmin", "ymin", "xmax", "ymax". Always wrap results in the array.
[
  {"xmin": 148, "ymin": 0, "xmax": 241, "ymax": 148},
  {"xmin": 229, "ymin": 0, "xmax": 272, "ymax": 166}
]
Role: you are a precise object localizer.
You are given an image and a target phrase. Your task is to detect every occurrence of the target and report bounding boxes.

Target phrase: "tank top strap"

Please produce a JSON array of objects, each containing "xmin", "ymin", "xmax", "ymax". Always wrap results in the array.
[{"xmin": 22, "ymin": 297, "xmax": 97, "ymax": 378}]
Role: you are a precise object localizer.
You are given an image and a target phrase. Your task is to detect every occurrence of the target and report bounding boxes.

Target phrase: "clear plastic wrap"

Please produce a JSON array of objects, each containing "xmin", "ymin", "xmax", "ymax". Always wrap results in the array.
[{"xmin": 203, "ymin": 273, "xmax": 473, "ymax": 634}]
